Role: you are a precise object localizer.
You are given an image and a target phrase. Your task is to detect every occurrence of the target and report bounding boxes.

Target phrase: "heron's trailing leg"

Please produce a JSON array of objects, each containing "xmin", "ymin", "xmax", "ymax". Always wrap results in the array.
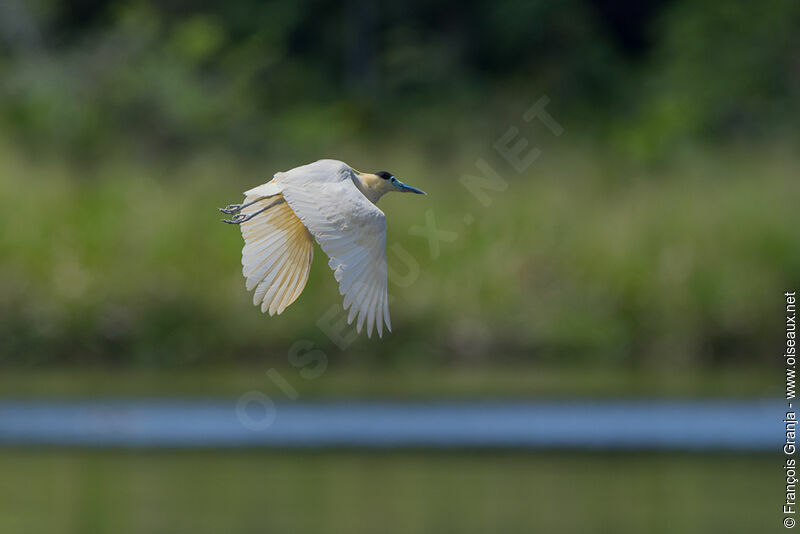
[
  {"xmin": 219, "ymin": 197, "xmax": 264, "ymax": 215},
  {"xmin": 220, "ymin": 197, "xmax": 284, "ymax": 224}
]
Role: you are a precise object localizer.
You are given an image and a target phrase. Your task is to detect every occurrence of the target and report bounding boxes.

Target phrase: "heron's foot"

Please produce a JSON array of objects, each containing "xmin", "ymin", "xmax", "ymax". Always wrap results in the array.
[
  {"xmin": 219, "ymin": 204, "xmax": 244, "ymax": 214},
  {"xmin": 221, "ymin": 213, "xmax": 249, "ymax": 224},
  {"xmin": 219, "ymin": 196, "xmax": 269, "ymax": 216},
  {"xmin": 221, "ymin": 207, "xmax": 271, "ymax": 225},
  {"xmin": 221, "ymin": 213, "xmax": 255, "ymax": 225},
  {"xmin": 219, "ymin": 197, "xmax": 279, "ymax": 224}
]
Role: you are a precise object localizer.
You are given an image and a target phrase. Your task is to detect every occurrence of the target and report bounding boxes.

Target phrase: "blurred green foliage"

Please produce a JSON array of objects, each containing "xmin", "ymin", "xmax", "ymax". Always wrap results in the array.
[
  {"xmin": 0, "ymin": 0, "xmax": 798, "ymax": 369},
  {"xmin": 0, "ymin": 0, "xmax": 798, "ymax": 160},
  {"xmin": 0, "ymin": 140, "xmax": 797, "ymax": 367}
]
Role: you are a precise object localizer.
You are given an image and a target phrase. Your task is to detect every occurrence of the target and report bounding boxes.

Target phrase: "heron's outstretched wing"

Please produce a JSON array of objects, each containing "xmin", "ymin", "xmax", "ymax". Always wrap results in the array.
[
  {"xmin": 239, "ymin": 194, "xmax": 314, "ymax": 316},
  {"xmin": 277, "ymin": 160, "xmax": 391, "ymax": 337}
]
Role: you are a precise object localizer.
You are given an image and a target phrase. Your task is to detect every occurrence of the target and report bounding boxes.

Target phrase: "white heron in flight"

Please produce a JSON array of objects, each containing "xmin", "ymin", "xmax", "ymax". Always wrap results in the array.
[{"xmin": 220, "ymin": 159, "xmax": 426, "ymax": 338}]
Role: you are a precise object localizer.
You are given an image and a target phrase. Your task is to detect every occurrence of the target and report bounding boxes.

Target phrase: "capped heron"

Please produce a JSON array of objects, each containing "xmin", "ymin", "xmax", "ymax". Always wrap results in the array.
[{"xmin": 220, "ymin": 159, "xmax": 426, "ymax": 338}]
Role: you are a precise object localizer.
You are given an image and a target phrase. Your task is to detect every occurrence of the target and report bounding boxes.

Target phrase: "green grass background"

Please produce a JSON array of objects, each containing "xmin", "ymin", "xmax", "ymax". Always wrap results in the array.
[{"xmin": 1, "ymin": 139, "xmax": 797, "ymax": 372}]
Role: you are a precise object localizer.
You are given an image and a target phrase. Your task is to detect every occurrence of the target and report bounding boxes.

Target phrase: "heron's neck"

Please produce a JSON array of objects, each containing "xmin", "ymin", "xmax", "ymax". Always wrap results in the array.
[{"xmin": 354, "ymin": 173, "xmax": 391, "ymax": 204}]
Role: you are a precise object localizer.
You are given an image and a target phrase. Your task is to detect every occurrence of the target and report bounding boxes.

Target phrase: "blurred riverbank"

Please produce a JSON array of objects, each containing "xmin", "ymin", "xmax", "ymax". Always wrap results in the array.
[
  {"xmin": 2, "ymin": 140, "xmax": 797, "ymax": 370},
  {"xmin": 0, "ymin": 365, "xmax": 777, "ymax": 398}
]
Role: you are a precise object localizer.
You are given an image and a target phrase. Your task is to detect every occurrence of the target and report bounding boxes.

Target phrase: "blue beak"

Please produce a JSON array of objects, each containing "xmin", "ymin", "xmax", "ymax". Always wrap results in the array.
[{"xmin": 395, "ymin": 180, "xmax": 426, "ymax": 195}]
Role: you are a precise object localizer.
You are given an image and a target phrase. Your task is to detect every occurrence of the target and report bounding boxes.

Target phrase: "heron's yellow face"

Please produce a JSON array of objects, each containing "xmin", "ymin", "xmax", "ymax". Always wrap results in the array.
[
  {"xmin": 358, "ymin": 173, "xmax": 396, "ymax": 198},
  {"xmin": 356, "ymin": 172, "xmax": 426, "ymax": 204}
]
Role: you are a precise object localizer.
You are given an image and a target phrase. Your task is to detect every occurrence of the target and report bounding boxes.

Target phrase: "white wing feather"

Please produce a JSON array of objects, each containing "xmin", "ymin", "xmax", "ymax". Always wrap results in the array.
[
  {"xmin": 275, "ymin": 160, "xmax": 391, "ymax": 337},
  {"xmin": 239, "ymin": 194, "xmax": 314, "ymax": 316}
]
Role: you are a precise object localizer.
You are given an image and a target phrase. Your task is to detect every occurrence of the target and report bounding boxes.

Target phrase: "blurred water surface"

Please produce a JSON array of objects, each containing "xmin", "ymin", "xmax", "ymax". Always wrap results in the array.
[{"xmin": 0, "ymin": 398, "xmax": 779, "ymax": 450}]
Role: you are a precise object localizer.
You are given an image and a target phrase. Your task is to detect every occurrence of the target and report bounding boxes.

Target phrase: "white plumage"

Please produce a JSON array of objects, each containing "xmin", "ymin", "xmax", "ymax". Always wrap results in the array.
[{"xmin": 221, "ymin": 159, "xmax": 426, "ymax": 338}]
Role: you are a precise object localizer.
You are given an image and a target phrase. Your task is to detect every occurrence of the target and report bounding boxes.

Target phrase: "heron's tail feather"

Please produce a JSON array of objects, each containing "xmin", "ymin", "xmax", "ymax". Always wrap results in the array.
[{"xmin": 240, "ymin": 194, "xmax": 314, "ymax": 315}]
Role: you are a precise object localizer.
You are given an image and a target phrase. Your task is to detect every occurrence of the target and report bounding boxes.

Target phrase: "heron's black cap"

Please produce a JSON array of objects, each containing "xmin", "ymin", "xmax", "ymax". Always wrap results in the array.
[{"xmin": 375, "ymin": 171, "xmax": 393, "ymax": 180}]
